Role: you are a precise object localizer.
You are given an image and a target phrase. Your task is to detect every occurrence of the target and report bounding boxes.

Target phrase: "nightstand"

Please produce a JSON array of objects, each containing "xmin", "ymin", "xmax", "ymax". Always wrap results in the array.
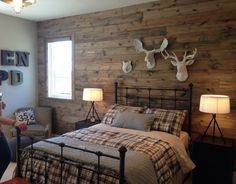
[
  {"xmin": 75, "ymin": 119, "xmax": 100, "ymax": 130},
  {"xmin": 192, "ymin": 136, "xmax": 235, "ymax": 184}
]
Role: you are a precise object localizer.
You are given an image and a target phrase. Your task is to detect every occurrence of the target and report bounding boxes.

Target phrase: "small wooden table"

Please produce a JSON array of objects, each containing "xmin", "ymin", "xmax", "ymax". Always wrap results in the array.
[{"xmin": 192, "ymin": 135, "xmax": 235, "ymax": 184}]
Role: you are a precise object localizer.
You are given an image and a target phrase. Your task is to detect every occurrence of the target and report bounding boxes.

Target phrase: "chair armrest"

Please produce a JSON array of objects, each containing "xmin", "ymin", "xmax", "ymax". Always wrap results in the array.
[{"xmin": 34, "ymin": 107, "xmax": 52, "ymax": 137}]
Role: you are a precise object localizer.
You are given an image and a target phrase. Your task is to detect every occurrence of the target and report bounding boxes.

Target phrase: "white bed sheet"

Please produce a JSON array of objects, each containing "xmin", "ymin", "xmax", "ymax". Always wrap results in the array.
[{"xmin": 179, "ymin": 131, "xmax": 190, "ymax": 150}]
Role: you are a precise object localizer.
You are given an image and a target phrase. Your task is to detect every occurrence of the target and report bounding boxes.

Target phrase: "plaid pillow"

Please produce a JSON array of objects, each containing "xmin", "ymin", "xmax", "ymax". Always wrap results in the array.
[
  {"xmin": 15, "ymin": 108, "xmax": 36, "ymax": 125},
  {"xmin": 101, "ymin": 104, "xmax": 144, "ymax": 125},
  {"xmin": 145, "ymin": 108, "xmax": 187, "ymax": 137}
]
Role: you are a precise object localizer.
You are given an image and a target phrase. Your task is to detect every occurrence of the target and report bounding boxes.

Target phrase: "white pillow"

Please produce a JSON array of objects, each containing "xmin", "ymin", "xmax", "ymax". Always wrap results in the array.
[{"xmin": 15, "ymin": 108, "xmax": 36, "ymax": 125}]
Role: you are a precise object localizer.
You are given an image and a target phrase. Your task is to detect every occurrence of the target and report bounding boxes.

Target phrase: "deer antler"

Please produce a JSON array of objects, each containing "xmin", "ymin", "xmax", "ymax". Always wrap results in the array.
[
  {"xmin": 151, "ymin": 38, "xmax": 168, "ymax": 53},
  {"xmin": 133, "ymin": 39, "xmax": 147, "ymax": 53},
  {"xmin": 161, "ymin": 50, "xmax": 179, "ymax": 62},
  {"xmin": 183, "ymin": 48, "xmax": 197, "ymax": 62}
]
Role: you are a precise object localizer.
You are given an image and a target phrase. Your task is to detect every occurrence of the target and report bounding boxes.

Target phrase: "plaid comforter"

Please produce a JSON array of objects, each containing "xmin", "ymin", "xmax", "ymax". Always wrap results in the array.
[{"xmin": 21, "ymin": 127, "xmax": 181, "ymax": 184}]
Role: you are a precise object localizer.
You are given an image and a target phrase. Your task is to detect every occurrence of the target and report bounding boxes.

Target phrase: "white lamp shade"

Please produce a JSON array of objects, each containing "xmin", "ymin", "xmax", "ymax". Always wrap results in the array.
[
  {"xmin": 199, "ymin": 94, "xmax": 230, "ymax": 114},
  {"xmin": 83, "ymin": 88, "xmax": 103, "ymax": 102}
]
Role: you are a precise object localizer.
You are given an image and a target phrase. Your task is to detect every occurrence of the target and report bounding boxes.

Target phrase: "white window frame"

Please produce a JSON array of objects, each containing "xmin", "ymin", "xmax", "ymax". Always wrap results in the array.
[{"xmin": 46, "ymin": 37, "xmax": 73, "ymax": 100}]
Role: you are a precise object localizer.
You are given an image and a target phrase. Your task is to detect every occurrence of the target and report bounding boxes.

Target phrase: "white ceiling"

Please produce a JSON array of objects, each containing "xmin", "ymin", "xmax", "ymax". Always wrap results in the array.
[{"xmin": 0, "ymin": 0, "xmax": 157, "ymax": 22}]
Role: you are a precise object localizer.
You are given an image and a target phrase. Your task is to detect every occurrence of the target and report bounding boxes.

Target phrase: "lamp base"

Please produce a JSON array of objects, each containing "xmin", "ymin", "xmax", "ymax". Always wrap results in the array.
[
  {"xmin": 202, "ymin": 113, "xmax": 225, "ymax": 144},
  {"xmin": 89, "ymin": 116, "xmax": 96, "ymax": 123},
  {"xmin": 85, "ymin": 101, "xmax": 101, "ymax": 123}
]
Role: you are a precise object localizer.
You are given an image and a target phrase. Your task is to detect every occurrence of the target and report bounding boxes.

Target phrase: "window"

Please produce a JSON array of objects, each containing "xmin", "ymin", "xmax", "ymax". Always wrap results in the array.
[{"xmin": 47, "ymin": 38, "xmax": 73, "ymax": 99}]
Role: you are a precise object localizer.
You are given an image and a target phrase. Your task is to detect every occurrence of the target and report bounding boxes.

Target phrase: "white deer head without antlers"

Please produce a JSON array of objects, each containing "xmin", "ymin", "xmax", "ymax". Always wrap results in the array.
[
  {"xmin": 122, "ymin": 60, "xmax": 132, "ymax": 73},
  {"xmin": 162, "ymin": 48, "xmax": 197, "ymax": 82},
  {"xmin": 133, "ymin": 38, "xmax": 168, "ymax": 69}
]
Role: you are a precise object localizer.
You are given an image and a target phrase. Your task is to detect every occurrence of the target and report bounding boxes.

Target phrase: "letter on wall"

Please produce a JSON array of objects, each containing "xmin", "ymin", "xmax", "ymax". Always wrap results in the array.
[
  {"xmin": 16, "ymin": 51, "xmax": 29, "ymax": 66},
  {"xmin": 11, "ymin": 70, "xmax": 23, "ymax": 86},
  {"xmin": 1, "ymin": 50, "xmax": 15, "ymax": 66},
  {"xmin": 0, "ymin": 70, "xmax": 8, "ymax": 85},
  {"xmin": 0, "ymin": 49, "xmax": 30, "ymax": 86}
]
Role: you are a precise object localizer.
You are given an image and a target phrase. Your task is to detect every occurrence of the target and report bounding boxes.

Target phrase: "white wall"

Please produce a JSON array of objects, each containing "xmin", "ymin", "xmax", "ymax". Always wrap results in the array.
[{"xmin": 0, "ymin": 13, "xmax": 37, "ymax": 118}]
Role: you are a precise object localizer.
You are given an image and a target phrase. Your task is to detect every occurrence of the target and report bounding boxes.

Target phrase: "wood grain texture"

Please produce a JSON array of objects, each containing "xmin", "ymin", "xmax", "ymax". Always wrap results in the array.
[{"xmin": 37, "ymin": 0, "xmax": 236, "ymax": 139}]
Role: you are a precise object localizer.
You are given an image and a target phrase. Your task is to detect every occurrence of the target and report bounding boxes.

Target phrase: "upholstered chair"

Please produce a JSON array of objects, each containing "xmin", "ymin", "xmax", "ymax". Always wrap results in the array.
[{"xmin": 11, "ymin": 107, "xmax": 52, "ymax": 138}]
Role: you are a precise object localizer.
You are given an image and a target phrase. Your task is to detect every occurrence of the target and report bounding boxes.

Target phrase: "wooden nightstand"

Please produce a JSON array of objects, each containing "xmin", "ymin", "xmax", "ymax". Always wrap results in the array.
[
  {"xmin": 192, "ymin": 135, "xmax": 235, "ymax": 184},
  {"xmin": 75, "ymin": 119, "xmax": 100, "ymax": 130}
]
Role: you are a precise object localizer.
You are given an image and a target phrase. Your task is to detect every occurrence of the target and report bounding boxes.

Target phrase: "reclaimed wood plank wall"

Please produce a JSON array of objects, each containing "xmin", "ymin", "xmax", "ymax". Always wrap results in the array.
[{"xmin": 37, "ymin": 0, "xmax": 236, "ymax": 140}]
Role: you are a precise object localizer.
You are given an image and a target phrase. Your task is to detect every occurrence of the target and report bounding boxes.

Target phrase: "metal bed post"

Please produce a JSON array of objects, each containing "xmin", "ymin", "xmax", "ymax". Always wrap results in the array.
[
  {"xmin": 76, "ymin": 164, "xmax": 82, "ymax": 184},
  {"xmin": 119, "ymin": 146, "xmax": 127, "ymax": 184},
  {"xmin": 43, "ymin": 153, "xmax": 48, "ymax": 184},
  {"xmin": 59, "ymin": 143, "xmax": 65, "ymax": 184},
  {"xmin": 96, "ymin": 151, "xmax": 102, "ymax": 184},
  {"xmin": 188, "ymin": 83, "xmax": 193, "ymax": 138},
  {"xmin": 29, "ymin": 137, "xmax": 34, "ymax": 183},
  {"xmin": 16, "ymin": 127, "xmax": 21, "ymax": 177}
]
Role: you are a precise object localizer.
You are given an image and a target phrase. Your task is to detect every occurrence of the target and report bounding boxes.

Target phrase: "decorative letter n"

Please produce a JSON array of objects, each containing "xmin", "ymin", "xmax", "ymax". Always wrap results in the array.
[{"xmin": 16, "ymin": 51, "xmax": 30, "ymax": 66}]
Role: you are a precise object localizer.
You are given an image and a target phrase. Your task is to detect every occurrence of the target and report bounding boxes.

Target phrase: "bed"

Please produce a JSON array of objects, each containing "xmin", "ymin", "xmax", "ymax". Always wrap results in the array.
[{"xmin": 15, "ymin": 82, "xmax": 195, "ymax": 184}]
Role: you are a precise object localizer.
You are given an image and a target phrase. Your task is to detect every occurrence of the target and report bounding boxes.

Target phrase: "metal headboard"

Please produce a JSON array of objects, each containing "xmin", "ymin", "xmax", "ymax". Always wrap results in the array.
[{"xmin": 114, "ymin": 82, "xmax": 193, "ymax": 137}]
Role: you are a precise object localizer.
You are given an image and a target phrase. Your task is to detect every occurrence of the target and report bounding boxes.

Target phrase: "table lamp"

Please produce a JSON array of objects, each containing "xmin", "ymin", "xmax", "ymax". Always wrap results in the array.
[
  {"xmin": 83, "ymin": 88, "xmax": 103, "ymax": 122},
  {"xmin": 199, "ymin": 94, "xmax": 230, "ymax": 143}
]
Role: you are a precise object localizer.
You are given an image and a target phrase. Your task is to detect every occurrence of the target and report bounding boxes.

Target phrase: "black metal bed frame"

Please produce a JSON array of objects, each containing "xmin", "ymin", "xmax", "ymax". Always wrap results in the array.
[
  {"xmin": 114, "ymin": 82, "xmax": 193, "ymax": 137},
  {"xmin": 16, "ymin": 128, "xmax": 127, "ymax": 184},
  {"xmin": 15, "ymin": 82, "xmax": 193, "ymax": 184}
]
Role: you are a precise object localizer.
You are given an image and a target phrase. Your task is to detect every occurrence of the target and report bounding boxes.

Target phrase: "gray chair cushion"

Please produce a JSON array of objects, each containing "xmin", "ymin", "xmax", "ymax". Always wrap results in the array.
[
  {"xmin": 11, "ymin": 124, "xmax": 47, "ymax": 137},
  {"xmin": 22, "ymin": 124, "xmax": 47, "ymax": 136}
]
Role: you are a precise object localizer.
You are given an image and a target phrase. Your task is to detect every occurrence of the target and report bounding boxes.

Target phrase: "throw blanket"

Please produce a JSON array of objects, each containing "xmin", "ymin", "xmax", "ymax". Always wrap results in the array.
[{"xmin": 20, "ymin": 125, "xmax": 195, "ymax": 184}]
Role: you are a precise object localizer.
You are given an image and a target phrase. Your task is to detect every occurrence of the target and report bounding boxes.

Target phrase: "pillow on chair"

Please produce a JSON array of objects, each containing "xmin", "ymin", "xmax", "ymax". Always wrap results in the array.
[{"xmin": 15, "ymin": 108, "xmax": 36, "ymax": 125}]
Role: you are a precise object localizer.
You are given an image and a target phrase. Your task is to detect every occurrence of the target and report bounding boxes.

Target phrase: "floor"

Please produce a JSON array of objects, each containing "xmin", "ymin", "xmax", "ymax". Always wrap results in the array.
[
  {"xmin": 0, "ymin": 162, "xmax": 16, "ymax": 182},
  {"xmin": 1, "ymin": 163, "xmax": 236, "ymax": 184}
]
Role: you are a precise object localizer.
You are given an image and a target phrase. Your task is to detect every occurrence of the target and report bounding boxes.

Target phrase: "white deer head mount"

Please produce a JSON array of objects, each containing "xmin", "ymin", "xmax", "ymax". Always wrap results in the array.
[
  {"xmin": 122, "ymin": 60, "xmax": 132, "ymax": 73},
  {"xmin": 162, "ymin": 48, "xmax": 197, "ymax": 82},
  {"xmin": 133, "ymin": 38, "xmax": 168, "ymax": 69}
]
